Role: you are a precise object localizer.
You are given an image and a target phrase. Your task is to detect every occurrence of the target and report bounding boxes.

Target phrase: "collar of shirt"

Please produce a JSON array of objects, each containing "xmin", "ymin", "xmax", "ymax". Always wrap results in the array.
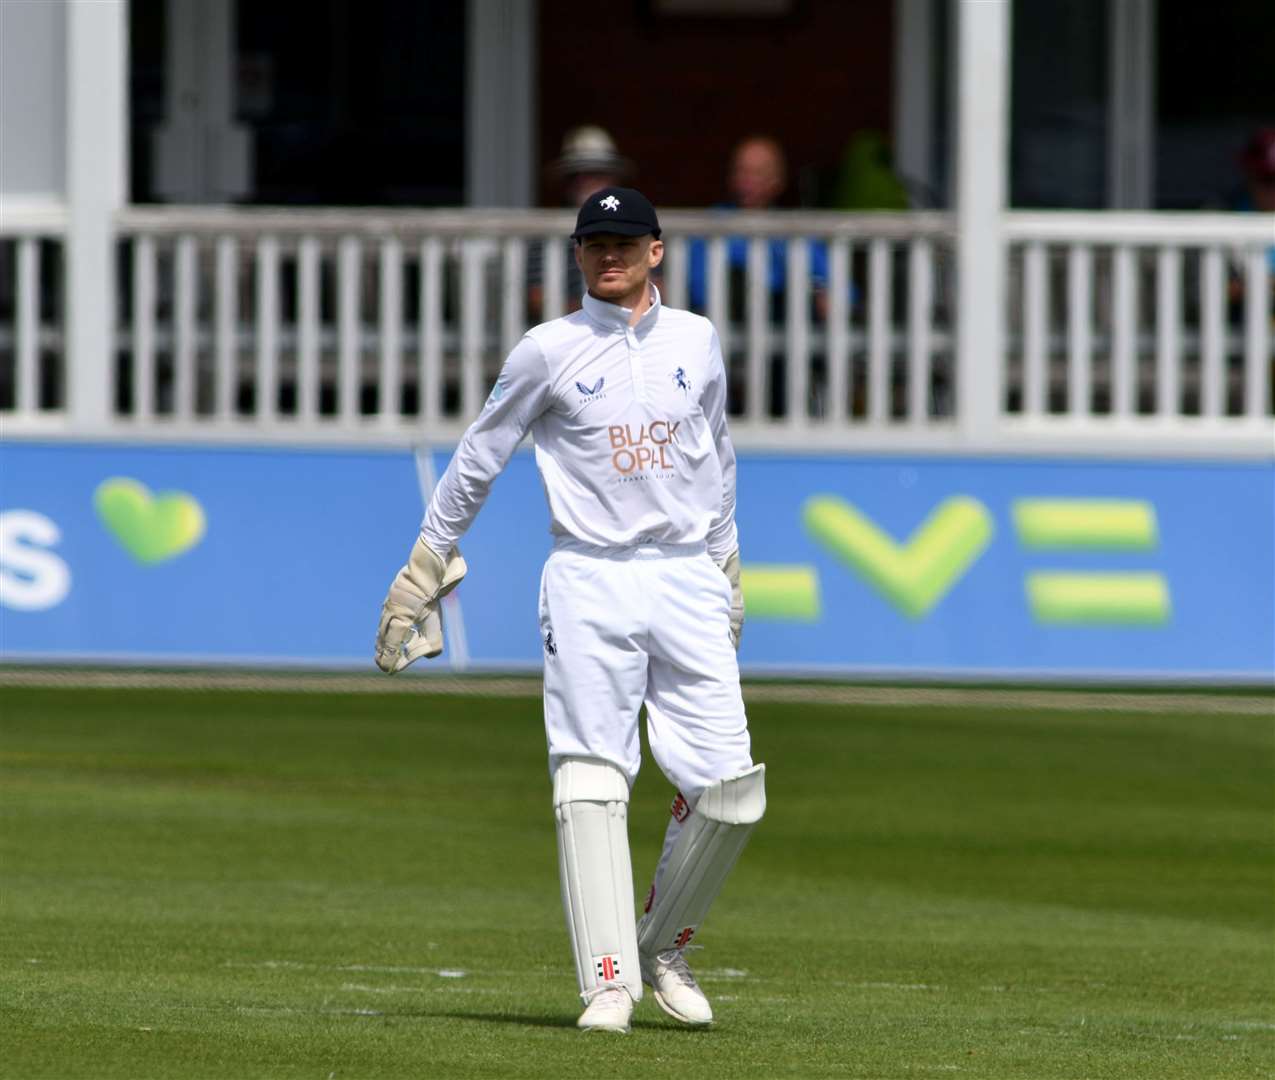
[{"xmin": 581, "ymin": 285, "xmax": 663, "ymax": 336}]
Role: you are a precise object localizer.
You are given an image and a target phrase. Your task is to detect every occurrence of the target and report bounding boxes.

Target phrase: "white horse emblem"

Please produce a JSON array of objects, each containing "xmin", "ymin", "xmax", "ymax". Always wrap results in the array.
[{"xmin": 599, "ymin": 195, "xmax": 621, "ymax": 212}]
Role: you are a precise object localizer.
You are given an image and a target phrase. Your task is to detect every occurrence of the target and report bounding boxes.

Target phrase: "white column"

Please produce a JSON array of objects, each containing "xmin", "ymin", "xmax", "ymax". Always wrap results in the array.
[
  {"xmin": 0, "ymin": 0, "xmax": 66, "ymax": 202},
  {"xmin": 894, "ymin": 0, "xmax": 934, "ymax": 207},
  {"xmin": 954, "ymin": 0, "xmax": 1010, "ymax": 441},
  {"xmin": 466, "ymin": 0, "xmax": 536, "ymax": 206},
  {"xmin": 1107, "ymin": 0, "xmax": 1155, "ymax": 209},
  {"xmin": 66, "ymin": 0, "xmax": 127, "ymax": 429},
  {"xmin": 153, "ymin": 0, "xmax": 251, "ymax": 202}
]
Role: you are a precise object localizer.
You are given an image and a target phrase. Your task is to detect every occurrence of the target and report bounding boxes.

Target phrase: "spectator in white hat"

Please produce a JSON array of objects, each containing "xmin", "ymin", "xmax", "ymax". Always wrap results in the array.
[
  {"xmin": 531, "ymin": 127, "xmax": 634, "ymax": 315},
  {"xmin": 551, "ymin": 125, "xmax": 632, "ymax": 208}
]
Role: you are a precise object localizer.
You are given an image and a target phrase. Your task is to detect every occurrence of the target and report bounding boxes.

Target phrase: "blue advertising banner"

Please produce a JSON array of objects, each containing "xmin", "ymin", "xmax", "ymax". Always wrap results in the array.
[
  {"xmin": 2, "ymin": 440, "xmax": 1272, "ymax": 680},
  {"xmin": 0, "ymin": 442, "xmax": 424, "ymax": 665}
]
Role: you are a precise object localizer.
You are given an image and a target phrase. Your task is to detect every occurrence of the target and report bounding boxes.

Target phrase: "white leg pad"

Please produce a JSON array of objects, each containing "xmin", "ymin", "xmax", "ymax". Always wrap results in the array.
[
  {"xmin": 553, "ymin": 757, "xmax": 642, "ymax": 1003},
  {"xmin": 638, "ymin": 763, "xmax": 766, "ymax": 955}
]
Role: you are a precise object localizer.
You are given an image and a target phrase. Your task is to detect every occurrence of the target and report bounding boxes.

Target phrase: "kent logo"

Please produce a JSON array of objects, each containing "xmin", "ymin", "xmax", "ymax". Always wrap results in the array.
[{"xmin": 608, "ymin": 421, "xmax": 680, "ymax": 475}]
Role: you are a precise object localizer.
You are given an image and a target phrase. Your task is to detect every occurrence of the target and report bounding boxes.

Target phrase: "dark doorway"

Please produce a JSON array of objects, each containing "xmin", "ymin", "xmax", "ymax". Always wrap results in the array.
[{"xmin": 129, "ymin": 0, "xmax": 466, "ymax": 205}]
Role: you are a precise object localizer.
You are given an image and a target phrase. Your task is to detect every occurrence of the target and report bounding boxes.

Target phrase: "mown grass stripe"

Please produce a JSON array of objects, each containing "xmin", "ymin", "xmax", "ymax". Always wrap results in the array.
[{"xmin": 0, "ymin": 669, "xmax": 1268, "ymax": 714}]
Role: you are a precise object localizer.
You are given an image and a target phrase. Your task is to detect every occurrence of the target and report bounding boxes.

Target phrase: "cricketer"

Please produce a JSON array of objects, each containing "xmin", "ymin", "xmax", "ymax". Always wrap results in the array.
[{"xmin": 375, "ymin": 187, "xmax": 765, "ymax": 1034}]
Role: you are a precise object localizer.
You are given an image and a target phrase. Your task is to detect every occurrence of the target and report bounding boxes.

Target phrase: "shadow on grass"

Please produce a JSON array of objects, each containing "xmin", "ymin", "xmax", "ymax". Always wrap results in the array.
[{"xmin": 425, "ymin": 1009, "xmax": 712, "ymax": 1033}]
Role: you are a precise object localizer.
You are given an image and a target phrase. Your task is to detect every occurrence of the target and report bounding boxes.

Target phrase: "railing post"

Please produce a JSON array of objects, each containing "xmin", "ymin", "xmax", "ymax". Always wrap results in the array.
[
  {"xmin": 66, "ymin": 0, "xmax": 126, "ymax": 430},
  {"xmin": 954, "ymin": 0, "xmax": 1010, "ymax": 442}
]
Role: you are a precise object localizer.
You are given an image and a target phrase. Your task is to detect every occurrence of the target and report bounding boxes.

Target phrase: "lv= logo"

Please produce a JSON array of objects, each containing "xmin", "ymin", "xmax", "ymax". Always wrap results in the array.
[{"xmin": 740, "ymin": 496, "xmax": 1170, "ymax": 626}]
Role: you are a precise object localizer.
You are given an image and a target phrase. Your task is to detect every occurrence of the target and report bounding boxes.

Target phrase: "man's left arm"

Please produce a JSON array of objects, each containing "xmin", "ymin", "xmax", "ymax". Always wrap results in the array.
[{"xmin": 702, "ymin": 327, "xmax": 744, "ymax": 650}]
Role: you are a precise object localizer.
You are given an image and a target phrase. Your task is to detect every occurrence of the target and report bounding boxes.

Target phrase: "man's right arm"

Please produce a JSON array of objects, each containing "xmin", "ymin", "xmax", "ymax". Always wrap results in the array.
[
  {"xmin": 374, "ymin": 335, "xmax": 551, "ymax": 673},
  {"xmin": 420, "ymin": 335, "xmax": 552, "ymax": 554}
]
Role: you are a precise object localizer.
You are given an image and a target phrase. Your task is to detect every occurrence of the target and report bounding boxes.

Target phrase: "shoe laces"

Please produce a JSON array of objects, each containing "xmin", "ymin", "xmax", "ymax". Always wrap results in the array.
[
  {"xmin": 655, "ymin": 945, "xmax": 702, "ymax": 990},
  {"xmin": 585, "ymin": 985, "xmax": 631, "ymax": 1008}
]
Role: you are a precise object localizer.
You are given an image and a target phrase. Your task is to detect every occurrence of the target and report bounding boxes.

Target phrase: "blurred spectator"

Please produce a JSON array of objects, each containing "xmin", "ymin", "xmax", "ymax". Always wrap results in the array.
[
  {"xmin": 550, "ymin": 125, "xmax": 631, "ymax": 209},
  {"xmin": 1227, "ymin": 127, "xmax": 1275, "ymax": 314},
  {"xmin": 1236, "ymin": 127, "xmax": 1275, "ymax": 216},
  {"xmin": 530, "ymin": 126, "xmax": 630, "ymax": 315},
  {"xmin": 686, "ymin": 136, "xmax": 830, "ymax": 319},
  {"xmin": 730, "ymin": 136, "xmax": 788, "ymax": 211},
  {"xmin": 686, "ymin": 136, "xmax": 834, "ymax": 417}
]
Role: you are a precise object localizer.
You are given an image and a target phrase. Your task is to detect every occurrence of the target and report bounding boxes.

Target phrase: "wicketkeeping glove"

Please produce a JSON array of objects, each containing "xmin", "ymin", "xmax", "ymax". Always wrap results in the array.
[
  {"xmin": 719, "ymin": 548, "xmax": 744, "ymax": 651},
  {"xmin": 374, "ymin": 537, "xmax": 468, "ymax": 673}
]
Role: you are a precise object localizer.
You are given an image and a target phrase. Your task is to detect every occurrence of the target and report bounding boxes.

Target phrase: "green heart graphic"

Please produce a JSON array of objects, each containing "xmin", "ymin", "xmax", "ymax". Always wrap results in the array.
[
  {"xmin": 803, "ymin": 495, "xmax": 993, "ymax": 618},
  {"xmin": 94, "ymin": 478, "xmax": 207, "ymax": 565}
]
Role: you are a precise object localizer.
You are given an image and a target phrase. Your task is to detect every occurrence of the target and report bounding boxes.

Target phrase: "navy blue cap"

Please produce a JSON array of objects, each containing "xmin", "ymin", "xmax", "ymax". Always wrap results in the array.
[{"xmin": 571, "ymin": 187, "xmax": 661, "ymax": 241}]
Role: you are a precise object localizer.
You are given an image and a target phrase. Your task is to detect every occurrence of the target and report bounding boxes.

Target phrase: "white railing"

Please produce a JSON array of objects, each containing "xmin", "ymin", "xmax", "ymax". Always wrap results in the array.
[
  {"xmin": 1003, "ymin": 213, "xmax": 1274, "ymax": 452},
  {"xmin": 104, "ymin": 208, "xmax": 956, "ymax": 447},
  {"xmin": 1, "ymin": 205, "xmax": 1271, "ymax": 455},
  {"xmin": 0, "ymin": 203, "xmax": 68, "ymax": 426}
]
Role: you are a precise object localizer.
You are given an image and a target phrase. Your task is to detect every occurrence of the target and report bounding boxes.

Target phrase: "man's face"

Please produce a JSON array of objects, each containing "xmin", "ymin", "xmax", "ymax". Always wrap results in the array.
[
  {"xmin": 575, "ymin": 233, "xmax": 664, "ymax": 303},
  {"xmin": 730, "ymin": 140, "xmax": 785, "ymax": 210}
]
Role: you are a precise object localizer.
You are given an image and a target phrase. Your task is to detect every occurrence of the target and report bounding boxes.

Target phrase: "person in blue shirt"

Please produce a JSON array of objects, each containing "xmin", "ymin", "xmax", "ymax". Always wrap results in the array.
[{"xmin": 686, "ymin": 136, "xmax": 829, "ymax": 319}]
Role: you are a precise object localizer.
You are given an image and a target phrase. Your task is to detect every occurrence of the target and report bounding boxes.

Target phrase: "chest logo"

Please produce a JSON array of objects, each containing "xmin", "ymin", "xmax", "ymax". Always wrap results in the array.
[
  {"xmin": 599, "ymin": 195, "xmax": 621, "ymax": 212},
  {"xmin": 608, "ymin": 421, "xmax": 681, "ymax": 477},
  {"xmin": 576, "ymin": 376, "xmax": 605, "ymax": 398},
  {"xmin": 672, "ymin": 367, "xmax": 690, "ymax": 394}
]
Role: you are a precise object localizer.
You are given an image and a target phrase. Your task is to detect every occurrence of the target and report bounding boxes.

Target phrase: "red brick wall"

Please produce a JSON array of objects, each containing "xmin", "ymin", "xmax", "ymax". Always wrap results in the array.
[{"xmin": 537, "ymin": 0, "xmax": 894, "ymax": 208}]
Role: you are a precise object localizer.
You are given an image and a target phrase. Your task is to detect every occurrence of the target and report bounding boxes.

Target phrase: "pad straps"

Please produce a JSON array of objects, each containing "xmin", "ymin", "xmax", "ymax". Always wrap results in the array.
[
  {"xmin": 553, "ymin": 757, "xmax": 643, "ymax": 1003},
  {"xmin": 638, "ymin": 763, "xmax": 766, "ymax": 956}
]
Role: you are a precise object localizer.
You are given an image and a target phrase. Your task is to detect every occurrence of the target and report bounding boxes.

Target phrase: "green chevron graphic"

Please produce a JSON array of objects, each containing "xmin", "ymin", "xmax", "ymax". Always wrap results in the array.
[{"xmin": 803, "ymin": 495, "xmax": 994, "ymax": 618}]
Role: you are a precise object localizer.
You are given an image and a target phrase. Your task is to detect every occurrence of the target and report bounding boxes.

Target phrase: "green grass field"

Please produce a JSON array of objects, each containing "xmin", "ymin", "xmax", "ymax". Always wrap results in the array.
[{"xmin": 2, "ymin": 683, "xmax": 1272, "ymax": 1079}]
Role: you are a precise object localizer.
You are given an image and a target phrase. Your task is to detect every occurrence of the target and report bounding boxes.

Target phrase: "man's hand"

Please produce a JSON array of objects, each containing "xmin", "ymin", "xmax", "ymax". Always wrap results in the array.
[
  {"xmin": 374, "ymin": 538, "xmax": 468, "ymax": 673},
  {"xmin": 719, "ymin": 548, "xmax": 744, "ymax": 651}
]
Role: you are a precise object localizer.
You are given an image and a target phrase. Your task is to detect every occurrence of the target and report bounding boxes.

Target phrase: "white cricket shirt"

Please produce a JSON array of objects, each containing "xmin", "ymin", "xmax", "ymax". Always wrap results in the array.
[{"xmin": 420, "ymin": 286, "xmax": 738, "ymax": 562}]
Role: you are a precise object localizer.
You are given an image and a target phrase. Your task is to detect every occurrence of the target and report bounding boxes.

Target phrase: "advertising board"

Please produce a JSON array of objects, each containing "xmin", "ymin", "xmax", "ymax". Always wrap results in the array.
[{"xmin": 2, "ymin": 441, "xmax": 1271, "ymax": 681}]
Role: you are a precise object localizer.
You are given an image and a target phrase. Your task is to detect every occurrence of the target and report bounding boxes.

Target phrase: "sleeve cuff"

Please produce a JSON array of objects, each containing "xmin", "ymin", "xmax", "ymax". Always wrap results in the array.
[
  {"xmin": 706, "ymin": 525, "xmax": 739, "ymax": 566},
  {"xmin": 418, "ymin": 524, "xmax": 451, "ymax": 560}
]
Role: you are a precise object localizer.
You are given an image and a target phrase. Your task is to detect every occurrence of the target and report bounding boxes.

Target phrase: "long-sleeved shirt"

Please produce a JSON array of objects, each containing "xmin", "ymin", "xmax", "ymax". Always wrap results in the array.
[{"xmin": 420, "ymin": 286, "xmax": 739, "ymax": 563}]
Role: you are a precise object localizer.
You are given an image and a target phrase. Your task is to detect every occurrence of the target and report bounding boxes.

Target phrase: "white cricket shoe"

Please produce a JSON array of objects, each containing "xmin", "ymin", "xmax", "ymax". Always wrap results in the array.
[
  {"xmin": 641, "ymin": 949, "xmax": 713, "ymax": 1025},
  {"xmin": 577, "ymin": 986, "xmax": 633, "ymax": 1033}
]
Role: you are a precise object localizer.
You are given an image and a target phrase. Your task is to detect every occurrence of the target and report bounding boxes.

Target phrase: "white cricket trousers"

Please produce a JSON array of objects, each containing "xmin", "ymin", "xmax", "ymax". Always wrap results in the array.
[{"xmin": 539, "ymin": 539, "xmax": 753, "ymax": 802}]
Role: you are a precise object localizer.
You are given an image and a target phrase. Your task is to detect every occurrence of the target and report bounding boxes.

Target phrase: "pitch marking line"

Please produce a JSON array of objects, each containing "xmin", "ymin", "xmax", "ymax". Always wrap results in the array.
[
  {"xmin": 223, "ymin": 960, "xmax": 467, "ymax": 978},
  {"xmin": 2, "ymin": 668, "xmax": 1270, "ymax": 715}
]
